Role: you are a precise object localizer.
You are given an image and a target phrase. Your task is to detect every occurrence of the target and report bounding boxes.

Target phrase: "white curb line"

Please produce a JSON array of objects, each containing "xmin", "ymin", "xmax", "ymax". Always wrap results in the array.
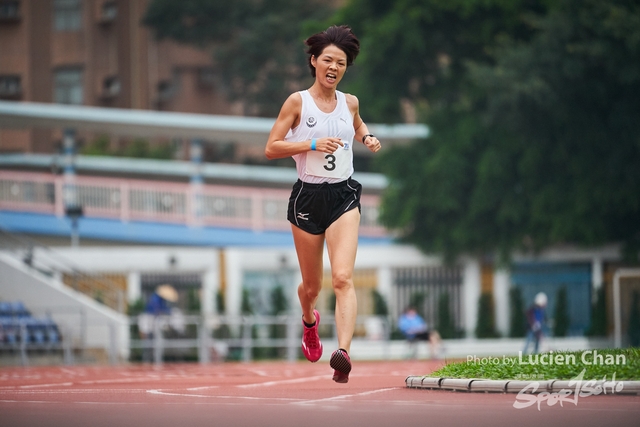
[{"xmin": 405, "ymin": 376, "xmax": 640, "ymax": 395}]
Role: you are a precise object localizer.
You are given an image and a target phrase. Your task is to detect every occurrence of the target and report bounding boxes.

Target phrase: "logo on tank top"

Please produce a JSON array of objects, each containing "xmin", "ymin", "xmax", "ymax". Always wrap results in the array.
[{"xmin": 306, "ymin": 116, "xmax": 317, "ymax": 128}]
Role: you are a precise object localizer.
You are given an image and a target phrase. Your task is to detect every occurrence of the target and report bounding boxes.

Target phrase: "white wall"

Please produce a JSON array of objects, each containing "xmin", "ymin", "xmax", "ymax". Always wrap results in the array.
[
  {"xmin": 494, "ymin": 269, "xmax": 511, "ymax": 336},
  {"xmin": 46, "ymin": 246, "xmax": 221, "ymax": 314},
  {"xmin": 0, "ymin": 254, "xmax": 129, "ymax": 359},
  {"xmin": 462, "ymin": 259, "xmax": 481, "ymax": 338}
]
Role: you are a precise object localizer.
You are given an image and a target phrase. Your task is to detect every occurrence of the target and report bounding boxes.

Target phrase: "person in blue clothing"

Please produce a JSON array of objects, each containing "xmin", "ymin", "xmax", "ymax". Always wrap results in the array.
[
  {"xmin": 398, "ymin": 306, "xmax": 442, "ymax": 359},
  {"xmin": 144, "ymin": 286, "xmax": 175, "ymax": 316},
  {"xmin": 138, "ymin": 284, "xmax": 179, "ymax": 361},
  {"xmin": 523, "ymin": 292, "xmax": 547, "ymax": 354}
]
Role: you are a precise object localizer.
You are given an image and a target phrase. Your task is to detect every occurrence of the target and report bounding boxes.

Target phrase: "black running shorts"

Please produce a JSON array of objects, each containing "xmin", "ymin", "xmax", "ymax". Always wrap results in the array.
[{"xmin": 287, "ymin": 177, "xmax": 362, "ymax": 235}]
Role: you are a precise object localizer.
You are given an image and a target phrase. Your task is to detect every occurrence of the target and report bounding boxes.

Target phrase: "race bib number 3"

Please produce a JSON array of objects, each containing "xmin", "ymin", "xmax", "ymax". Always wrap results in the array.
[{"xmin": 305, "ymin": 140, "xmax": 352, "ymax": 179}]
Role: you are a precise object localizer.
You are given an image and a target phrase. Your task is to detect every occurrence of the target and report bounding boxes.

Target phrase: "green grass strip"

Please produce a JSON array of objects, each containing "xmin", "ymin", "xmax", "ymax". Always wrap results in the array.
[{"xmin": 429, "ymin": 348, "xmax": 640, "ymax": 381}]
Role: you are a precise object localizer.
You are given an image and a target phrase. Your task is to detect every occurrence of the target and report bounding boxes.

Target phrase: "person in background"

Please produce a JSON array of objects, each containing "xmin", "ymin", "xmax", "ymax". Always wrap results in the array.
[
  {"xmin": 523, "ymin": 292, "xmax": 547, "ymax": 354},
  {"xmin": 138, "ymin": 284, "xmax": 179, "ymax": 362},
  {"xmin": 398, "ymin": 306, "xmax": 442, "ymax": 359}
]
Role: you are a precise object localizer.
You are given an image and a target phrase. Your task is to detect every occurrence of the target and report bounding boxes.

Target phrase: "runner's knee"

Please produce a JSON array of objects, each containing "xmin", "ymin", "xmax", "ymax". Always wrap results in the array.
[
  {"xmin": 331, "ymin": 272, "xmax": 353, "ymax": 293},
  {"xmin": 299, "ymin": 282, "xmax": 321, "ymax": 300}
]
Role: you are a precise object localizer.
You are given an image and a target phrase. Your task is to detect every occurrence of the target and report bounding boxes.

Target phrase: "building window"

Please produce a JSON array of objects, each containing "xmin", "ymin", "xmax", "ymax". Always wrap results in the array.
[
  {"xmin": 0, "ymin": 75, "xmax": 22, "ymax": 99},
  {"xmin": 100, "ymin": 0, "xmax": 117, "ymax": 23},
  {"xmin": 53, "ymin": 0, "xmax": 82, "ymax": 31},
  {"xmin": 54, "ymin": 69, "xmax": 83, "ymax": 105},
  {"xmin": 0, "ymin": 1, "xmax": 21, "ymax": 22}
]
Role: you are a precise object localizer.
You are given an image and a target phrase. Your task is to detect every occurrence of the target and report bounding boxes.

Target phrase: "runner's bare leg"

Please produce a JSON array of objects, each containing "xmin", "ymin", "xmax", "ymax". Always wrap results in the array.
[
  {"xmin": 325, "ymin": 208, "xmax": 360, "ymax": 353},
  {"xmin": 291, "ymin": 225, "xmax": 325, "ymax": 325}
]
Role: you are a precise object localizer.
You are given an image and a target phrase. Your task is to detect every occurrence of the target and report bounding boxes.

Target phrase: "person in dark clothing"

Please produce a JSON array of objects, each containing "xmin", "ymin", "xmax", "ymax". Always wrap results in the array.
[{"xmin": 523, "ymin": 292, "xmax": 547, "ymax": 354}]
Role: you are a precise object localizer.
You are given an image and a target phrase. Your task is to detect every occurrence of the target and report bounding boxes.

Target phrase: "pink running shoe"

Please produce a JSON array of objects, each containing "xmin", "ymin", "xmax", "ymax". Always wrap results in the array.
[
  {"xmin": 330, "ymin": 349, "xmax": 352, "ymax": 383},
  {"xmin": 301, "ymin": 309, "xmax": 322, "ymax": 362}
]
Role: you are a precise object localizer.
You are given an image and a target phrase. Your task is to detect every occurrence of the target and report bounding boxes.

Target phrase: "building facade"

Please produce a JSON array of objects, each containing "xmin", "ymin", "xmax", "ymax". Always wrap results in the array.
[{"xmin": 0, "ymin": 0, "xmax": 232, "ymax": 154}]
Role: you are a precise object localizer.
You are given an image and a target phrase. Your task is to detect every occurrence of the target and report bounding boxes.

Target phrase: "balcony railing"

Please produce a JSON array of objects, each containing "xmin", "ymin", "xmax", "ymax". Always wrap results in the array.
[{"xmin": 0, "ymin": 171, "xmax": 386, "ymax": 236}]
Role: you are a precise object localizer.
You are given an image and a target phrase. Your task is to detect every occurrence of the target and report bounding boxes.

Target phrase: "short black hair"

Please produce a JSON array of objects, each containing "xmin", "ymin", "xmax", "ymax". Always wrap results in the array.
[{"xmin": 304, "ymin": 25, "xmax": 360, "ymax": 78}]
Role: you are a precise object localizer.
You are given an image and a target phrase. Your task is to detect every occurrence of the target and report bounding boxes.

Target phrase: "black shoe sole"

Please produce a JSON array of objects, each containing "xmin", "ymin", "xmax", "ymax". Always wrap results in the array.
[{"xmin": 330, "ymin": 350, "xmax": 352, "ymax": 374}]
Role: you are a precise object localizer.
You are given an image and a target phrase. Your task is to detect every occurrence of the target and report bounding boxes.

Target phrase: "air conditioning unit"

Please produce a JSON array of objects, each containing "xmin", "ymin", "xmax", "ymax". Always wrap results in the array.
[
  {"xmin": 101, "ymin": 76, "xmax": 120, "ymax": 99},
  {"xmin": 157, "ymin": 80, "xmax": 175, "ymax": 101}
]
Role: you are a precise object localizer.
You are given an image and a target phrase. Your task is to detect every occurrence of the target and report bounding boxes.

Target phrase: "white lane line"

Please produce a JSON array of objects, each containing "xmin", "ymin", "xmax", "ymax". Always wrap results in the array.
[
  {"xmin": 237, "ymin": 375, "xmax": 326, "ymax": 388},
  {"xmin": 79, "ymin": 378, "xmax": 156, "ymax": 385},
  {"xmin": 186, "ymin": 386, "xmax": 220, "ymax": 391},
  {"xmin": 146, "ymin": 389, "xmax": 302, "ymax": 402},
  {"xmin": 0, "ymin": 389, "xmax": 148, "ymax": 395},
  {"xmin": 293, "ymin": 387, "xmax": 398, "ymax": 405},
  {"xmin": 19, "ymin": 382, "xmax": 73, "ymax": 389},
  {"xmin": 147, "ymin": 389, "xmax": 210, "ymax": 398}
]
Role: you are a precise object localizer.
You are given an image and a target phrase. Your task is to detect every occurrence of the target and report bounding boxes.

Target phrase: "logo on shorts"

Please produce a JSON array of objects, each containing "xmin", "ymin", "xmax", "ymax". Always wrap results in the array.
[
  {"xmin": 297, "ymin": 212, "xmax": 309, "ymax": 221},
  {"xmin": 306, "ymin": 117, "xmax": 317, "ymax": 128}
]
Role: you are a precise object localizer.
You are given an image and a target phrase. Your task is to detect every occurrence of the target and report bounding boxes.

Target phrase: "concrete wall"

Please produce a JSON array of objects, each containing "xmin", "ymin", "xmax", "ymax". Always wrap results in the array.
[{"xmin": 0, "ymin": 254, "xmax": 129, "ymax": 359}]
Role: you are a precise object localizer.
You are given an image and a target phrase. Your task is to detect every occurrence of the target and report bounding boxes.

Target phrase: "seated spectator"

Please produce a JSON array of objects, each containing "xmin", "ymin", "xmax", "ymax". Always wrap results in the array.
[{"xmin": 398, "ymin": 306, "xmax": 442, "ymax": 359}]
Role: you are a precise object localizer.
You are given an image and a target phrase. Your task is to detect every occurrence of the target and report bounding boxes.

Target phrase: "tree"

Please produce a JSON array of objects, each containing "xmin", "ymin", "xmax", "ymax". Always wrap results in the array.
[
  {"xmin": 629, "ymin": 291, "xmax": 640, "ymax": 347},
  {"xmin": 241, "ymin": 288, "xmax": 253, "ymax": 315},
  {"xmin": 187, "ymin": 288, "xmax": 201, "ymax": 313},
  {"xmin": 553, "ymin": 287, "xmax": 570, "ymax": 337},
  {"xmin": 475, "ymin": 292, "xmax": 499, "ymax": 338},
  {"xmin": 509, "ymin": 287, "xmax": 526, "ymax": 338},
  {"xmin": 371, "ymin": 289, "xmax": 389, "ymax": 316},
  {"xmin": 586, "ymin": 286, "xmax": 607, "ymax": 337},
  {"xmin": 377, "ymin": 0, "xmax": 640, "ymax": 262},
  {"xmin": 437, "ymin": 292, "xmax": 456, "ymax": 338},
  {"xmin": 270, "ymin": 285, "xmax": 288, "ymax": 316},
  {"xmin": 333, "ymin": 0, "xmax": 547, "ymax": 122},
  {"xmin": 408, "ymin": 292, "xmax": 427, "ymax": 319},
  {"xmin": 143, "ymin": 0, "xmax": 336, "ymax": 117}
]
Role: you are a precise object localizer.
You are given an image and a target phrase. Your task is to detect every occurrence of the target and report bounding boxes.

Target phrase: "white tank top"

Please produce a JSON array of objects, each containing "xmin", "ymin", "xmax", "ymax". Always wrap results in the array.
[{"xmin": 285, "ymin": 90, "xmax": 355, "ymax": 184}]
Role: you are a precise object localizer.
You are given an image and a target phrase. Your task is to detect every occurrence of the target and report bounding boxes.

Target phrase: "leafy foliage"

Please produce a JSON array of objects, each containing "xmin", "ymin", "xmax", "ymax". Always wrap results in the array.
[
  {"xmin": 270, "ymin": 286, "xmax": 288, "ymax": 315},
  {"xmin": 333, "ymin": 0, "xmax": 547, "ymax": 122},
  {"xmin": 376, "ymin": 0, "xmax": 640, "ymax": 262},
  {"xmin": 81, "ymin": 135, "xmax": 174, "ymax": 159},
  {"xmin": 371, "ymin": 289, "xmax": 389, "ymax": 316},
  {"xmin": 586, "ymin": 286, "xmax": 607, "ymax": 337},
  {"xmin": 509, "ymin": 287, "xmax": 526, "ymax": 338},
  {"xmin": 144, "ymin": 0, "xmax": 336, "ymax": 117},
  {"xmin": 476, "ymin": 292, "xmax": 500, "ymax": 338},
  {"xmin": 437, "ymin": 292, "xmax": 457, "ymax": 338},
  {"xmin": 553, "ymin": 287, "xmax": 569, "ymax": 337},
  {"xmin": 630, "ymin": 291, "xmax": 640, "ymax": 347}
]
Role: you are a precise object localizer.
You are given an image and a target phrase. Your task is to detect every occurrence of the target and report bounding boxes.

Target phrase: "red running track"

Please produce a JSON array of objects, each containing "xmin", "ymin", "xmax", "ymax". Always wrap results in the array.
[{"xmin": 1, "ymin": 360, "xmax": 638, "ymax": 427}]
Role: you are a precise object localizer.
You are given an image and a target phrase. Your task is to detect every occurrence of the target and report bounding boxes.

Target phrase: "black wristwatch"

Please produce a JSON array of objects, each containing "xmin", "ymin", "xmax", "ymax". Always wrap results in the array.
[{"xmin": 362, "ymin": 134, "xmax": 375, "ymax": 144}]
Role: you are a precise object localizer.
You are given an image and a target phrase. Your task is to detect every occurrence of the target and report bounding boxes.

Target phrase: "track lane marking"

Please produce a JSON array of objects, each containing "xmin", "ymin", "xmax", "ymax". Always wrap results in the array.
[
  {"xmin": 19, "ymin": 382, "xmax": 73, "ymax": 389},
  {"xmin": 186, "ymin": 386, "xmax": 220, "ymax": 391},
  {"xmin": 293, "ymin": 387, "xmax": 398, "ymax": 405},
  {"xmin": 237, "ymin": 375, "xmax": 326, "ymax": 388},
  {"xmin": 146, "ymin": 389, "xmax": 303, "ymax": 402}
]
